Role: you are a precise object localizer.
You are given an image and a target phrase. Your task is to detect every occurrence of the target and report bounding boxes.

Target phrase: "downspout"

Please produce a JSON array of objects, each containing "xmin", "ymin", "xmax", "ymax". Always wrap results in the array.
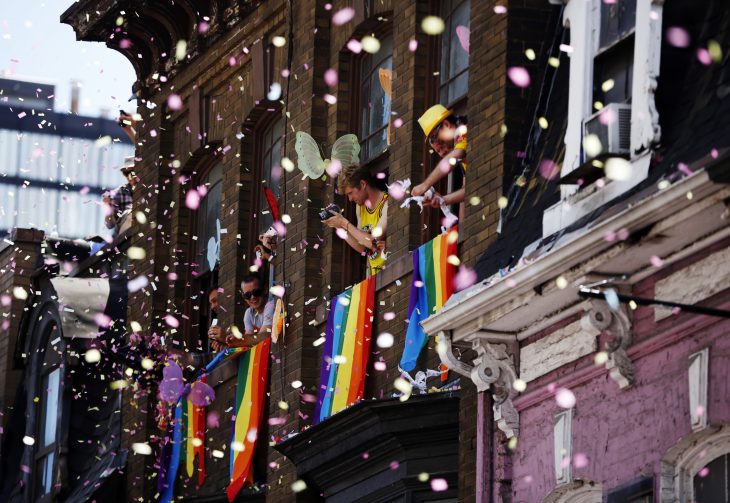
[{"xmin": 476, "ymin": 391, "xmax": 495, "ymax": 503}]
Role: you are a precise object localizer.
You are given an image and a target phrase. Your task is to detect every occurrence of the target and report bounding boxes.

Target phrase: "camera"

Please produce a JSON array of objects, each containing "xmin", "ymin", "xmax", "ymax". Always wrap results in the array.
[{"xmin": 319, "ymin": 204, "xmax": 341, "ymax": 221}]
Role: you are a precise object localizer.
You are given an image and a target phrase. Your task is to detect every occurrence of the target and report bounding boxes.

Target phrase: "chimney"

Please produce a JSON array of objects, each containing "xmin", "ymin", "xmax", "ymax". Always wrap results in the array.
[{"xmin": 70, "ymin": 80, "xmax": 80, "ymax": 114}]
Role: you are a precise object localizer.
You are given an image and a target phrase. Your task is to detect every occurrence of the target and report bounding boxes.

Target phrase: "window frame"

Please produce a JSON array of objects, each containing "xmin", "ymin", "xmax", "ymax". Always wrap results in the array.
[
  {"xmin": 33, "ymin": 324, "xmax": 63, "ymax": 502},
  {"xmin": 183, "ymin": 157, "xmax": 223, "ymax": 353},
  {"xmin": 249, "ymin": 111, "xmax": 284, "ymax": 287},
  {"xmin": 356, "ymin": 33, "xmax": 394, "ymax": 164},
  {"xmin": 438, "ymin": 0, "xmax": 471, "ymax": 109}
]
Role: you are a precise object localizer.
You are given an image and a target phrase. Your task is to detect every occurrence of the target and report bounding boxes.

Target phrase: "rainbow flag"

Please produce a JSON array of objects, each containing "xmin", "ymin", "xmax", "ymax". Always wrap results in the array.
[
  {"xmin": 400, "ymin": 229, "xmax": 458, "ymax": 371},
  {"xmin": 315, "ymin": 276, "xmax": 376, "ymax": 423},
  {"xmin": 182, "ymin": 378, "xmax": 207, "ymax": 486},
  {"xmin": 159, "ymin": 348, "xmax": 247, "ymax": 503},
  {"xmin": 226, "ymin": 338, "xmax": 271, "ymax": 501}
]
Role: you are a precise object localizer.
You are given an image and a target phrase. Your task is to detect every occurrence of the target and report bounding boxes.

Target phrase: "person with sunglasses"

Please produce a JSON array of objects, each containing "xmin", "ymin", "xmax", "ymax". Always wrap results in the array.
[
  {"xmin": 412, "ymin": 105, "xmax": 468, "ymax": 216},
  {"xmin": 223, "ymin": 274, "xmax": 275, "ymax": 349}
]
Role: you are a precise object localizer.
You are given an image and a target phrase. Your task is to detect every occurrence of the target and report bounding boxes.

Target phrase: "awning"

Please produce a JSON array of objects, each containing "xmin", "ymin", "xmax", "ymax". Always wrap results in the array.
[{"xmin": 50, "ymin": 277, "xmax": 110, "ymax": 339}]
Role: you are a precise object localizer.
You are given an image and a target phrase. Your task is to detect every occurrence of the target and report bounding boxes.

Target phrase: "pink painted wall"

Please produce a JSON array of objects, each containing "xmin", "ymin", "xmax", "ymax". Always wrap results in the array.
[{"xmin": 509, "ymin": 289, "xmax": 730, "ymax": 502}]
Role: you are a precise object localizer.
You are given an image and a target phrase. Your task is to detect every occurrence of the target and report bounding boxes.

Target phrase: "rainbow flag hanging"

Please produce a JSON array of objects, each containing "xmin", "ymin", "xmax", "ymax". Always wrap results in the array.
[
  {"xmin": 182, "ymin": 377, "xmax": 207, "ymax": 486},
  {"xmin": 400, "ymin": 229, "xmax": 458, "ymax": 371},
  {"xmin": 159, "ymin": 348, "xmax": 247, "ymax": 503},
  {"xmin": 315, "ymin": 276, "xmax": 376, "ymax": 424},
  {"xmin": 226, "ymin": 338, "xmax": 271, "ymax": 502}
]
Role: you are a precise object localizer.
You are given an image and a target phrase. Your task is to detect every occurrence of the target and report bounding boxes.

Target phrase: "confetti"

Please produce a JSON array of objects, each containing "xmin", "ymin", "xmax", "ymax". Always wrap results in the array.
[
  {"xmin": 22, "ymin": 436, "xmax": 35, "ymax": 446},
  {"xmin": 421, "ymin": 16, "xmax": 445, "ymax": 35},
  {"xmin": 324, "ymin": 68, "xmax": 338, "ymax": 87},
  {"xmin": 84, "ymin": 348, "xmax": 101, "ymax": 363},
  {"xmin": 291, "ymin": 480, "xmax": 307, "ymax": 492},
  {"xmin": 507, "ymin": 67, "xmax": 530, "ymax": 88},
  {"xmin": 555, "ymin": 388, "xmax": 576, "ymax": 409},
  {"xmin": 431, "ymin": 478, "xmax": 448, "ymax": 491},
  {"xmin": 666, "ymin": 27, "xmax": 690, "ymax": 48},
  {"xmin": 167, "ymin": 93, "xmax": 183, "ymax": 111},
  {"xmin": 605, "ymin": 157, "xmax": 631, "ymax": 181},
  {"xmin": 361, "ymin": 36, "xmax": 381, "ymax": 54},
  {"xmin": 272, "ymin": 36, "xmax": 286, "ymax": 47},
  {"xmin": 332, "ymin": 7, "xmax": 355, "ymax": 26},
  {"xmin": 132, "ymin": 443, "xmax": 152, "ymax": 455},
  {"xmin": 455, "ymin": 25, "xmax": 470, "ymax": 53},
  {"xmin": 376, "ymin": 332, "xmax": 394, "ymax": 348}
]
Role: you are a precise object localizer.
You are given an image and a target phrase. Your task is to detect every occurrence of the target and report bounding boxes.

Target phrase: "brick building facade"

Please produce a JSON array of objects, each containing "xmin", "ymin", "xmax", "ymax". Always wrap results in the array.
[{"xmin": 32, "ymin": 0, "xmax": 730, "ymax": 502}]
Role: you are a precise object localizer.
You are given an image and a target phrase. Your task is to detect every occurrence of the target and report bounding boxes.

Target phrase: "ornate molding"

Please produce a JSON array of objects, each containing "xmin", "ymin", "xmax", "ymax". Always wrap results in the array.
[
  {"xmin": 437, "ymin": 331, "xmax": 519, "ymax": 438},
  {"xmin": 581, "ymin": 299, "xmax": 634, "ymax": 388}
]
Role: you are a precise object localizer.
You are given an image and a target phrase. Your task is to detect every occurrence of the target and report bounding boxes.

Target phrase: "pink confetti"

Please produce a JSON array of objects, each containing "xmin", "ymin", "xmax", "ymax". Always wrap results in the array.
[
  {"xmin": 119, "ymin": 39, "xmax": 131, "ymax": 49},
  {"xmin": 431, "ymin": 478, "xmax": 448, "ymax": 491},
  {"xmin": 711, "ymin": 148, "xmax": 719, "ymax": 159},
  {"xmin": 346, "ymin": 39, "xmax": 362, "ymax": 54},
  {"xmin": 388, "ymin": 182, "xmax": 405, "ymax": 200},
  {"xmin": 167, "ymin": 94, "xmax": 183, "ymax": 111},
  {"xmin": 323, "ymin": 94, "xmax": 337, "ymax": 105},
  {"xmin": 666, "ymin": 27, "xmax": 690, "ymax": 48},
  {"xmin": 389, "ymin": 461, "xmax": 399, "ymax": 470},
  {"xmin": 650, "ymin": 255, "xmax": 663, "ymax": 267},
  {"xmin": 393, "ymin": 118, "xmax": 403, "ymax": 128},
  {"xmin": 374, "ymin": 361, "xmax": 387, "ymax": 371},
  {"xmin": 326, "ymin": 159, "xmax": 342, "ymax": 178},
  {"xmin": 199, "ymin": 21, "xmax": 209, "ymax": 33},
  {"xmin": 698, "ymin": 467, "xmax": 710, "ymax": 477},
  {"xmin": 383, "ymin": 312, "xmax": 395, "ymax": 321},
  {"xmin": 229, "ymin": 56, "xmax": 237, "ymax": 66},
  {"xmin": 273, "ymin": 220, "xmax": 287, "ymax": 237},
  {"xmin": 617, "ymin": 228, "xmax": 629, "ymax": 240},
  {"xmin": 538, "ymin": 160, "xmax": 560, "ymax": 180},
  {"xmin": 494, "ymin": 5, "xmax": 507, "ymax": 14},
  {"xmin": 507, "ymin": 67, "xmax": 530, "ymax": 88},
  {"xmin": 455, "ymin": 25, "xmax": 470, "ymax": 53},
  {"xmin": 95, "ymin": 313, "xmax": 111, "ymax": 328},
  {"xmin": 573, "ymin": 453, "xmax": 588, "ymax": 468},
  {"xmin": 555, "ymin": 388, "xmax": 576, "ymax": 409},
  {"xmin": 206, "ymin": 411, "xmax": 220, "ymax": 428},
  {"xmin": 164, "ymin": 315, "xmax": 179, "ymax": 328},
  {"xmin": 599, "ymin": 107, "xmax": 617, "ymax": 125},
  {"xmin": 454, "ymin": 265, "xmax": 477, "ymax": 291},
  {"xmin": 332, "ymin": 7, "xmax": 355, "ymax": 26},
  {"xmin": 324, "ymin": 68, "xmax": 338, "ymax": 87},
  {"xmin": 697, "ymin": 48, "xmax": 712, "ymax": 65},
  {"xmin": 409, "ymin": 39, "xmax": 418, "ymax": 52},
  {"xmin": 185, "ymin": 190, "xmax": 201, "ymax": 209}
]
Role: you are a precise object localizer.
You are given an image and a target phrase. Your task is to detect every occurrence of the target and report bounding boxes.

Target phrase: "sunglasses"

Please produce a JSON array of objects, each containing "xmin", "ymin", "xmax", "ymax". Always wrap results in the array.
[
  {"xmin": 243, "ymin": 288, "xmax": 264, "ymax": 300},
  {"xmin": 427, "ymin": 122, "xmax": 444, "ymax": 146}
]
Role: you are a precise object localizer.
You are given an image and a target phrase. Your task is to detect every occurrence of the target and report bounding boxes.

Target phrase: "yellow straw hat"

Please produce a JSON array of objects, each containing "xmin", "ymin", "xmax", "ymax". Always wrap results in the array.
[{"xmin": 418, "ymin": 104, "xmax": 453, "ymax": 137}]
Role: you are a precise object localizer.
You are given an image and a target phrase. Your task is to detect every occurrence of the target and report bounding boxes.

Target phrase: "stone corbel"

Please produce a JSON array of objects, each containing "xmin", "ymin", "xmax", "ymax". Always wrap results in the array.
[
  {"xmin": 581, "ymin": 299, "xmax": 634, "ymax": 388},
  {"xmin": 436, "ymin": 331, "xmax": 519, "ymax": 438}
]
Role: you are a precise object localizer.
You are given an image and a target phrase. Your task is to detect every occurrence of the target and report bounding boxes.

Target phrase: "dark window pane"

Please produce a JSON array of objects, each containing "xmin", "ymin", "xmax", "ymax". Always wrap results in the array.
[
  {"xmin": 594, "ymin": 37, "xmax": 634, "ymax": 106},
  {"xmin": 600, "ymin": 0, "xmax": 636, "ymax": 48},
  {"xmin": 41, "ymin": 368, "xmax": 60, "ymax": 447},
  {"xmin": 360, "ymin": 36, "xmax": 393, "ymax": 161},
  {"xmin": 694, "ymin": 453, "xmax": 730, "ymax": 503},
  {"xmin": 197, "ymin": 163, "xmax": 223, "ymax": 274},
  {"xmin": 259, "ymin": 118, "xmax": 283, "ymax": 233},
  {"xmin": 439, "ymin": 0, "xmax": 470, "ymax": 106}
]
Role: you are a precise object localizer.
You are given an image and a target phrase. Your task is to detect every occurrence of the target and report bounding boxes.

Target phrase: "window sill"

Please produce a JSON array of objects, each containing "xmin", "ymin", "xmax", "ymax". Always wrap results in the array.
[{"xmin": 542, "ymin": 153, "xmax": 651, "ymax": 238}]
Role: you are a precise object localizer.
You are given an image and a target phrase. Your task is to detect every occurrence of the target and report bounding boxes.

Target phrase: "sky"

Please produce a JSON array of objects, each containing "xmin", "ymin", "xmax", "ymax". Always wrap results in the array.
[{"xmin": 0, "ymin": 0, "xmax": 136, "ymax": 118}]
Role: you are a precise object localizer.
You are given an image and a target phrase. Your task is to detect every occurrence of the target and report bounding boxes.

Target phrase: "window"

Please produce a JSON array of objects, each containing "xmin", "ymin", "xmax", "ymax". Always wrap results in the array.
[
  {"xmin": 359, "ymin": 34, "xmax": 393, "ymax": 162},
  {"xmin": 256, "ymin": 117, "xmax": 283, "ymax": 236},
  {"xmin": 439, "ymin": 0, "xmax": 470, "ymax": 108},
  {"xmin": 34, "ymin": 324, "xmax": 62, "ymax": 500},
  {"xmin": 694, "ymin": 453, "xmax": 730, "ymax": 502},
  {"xmin": 607, "ymin": 476, "xmax": 652, "ymax": 503},
  {"xmin": 593, "ymin": 0, "xmax": 636, "ymax": 110},
  {"xmin": 190, "ymin": 162, "xmax": 222, "ymax": 353},
  {"xmin": 196, "ymin": 163, "xmax": 222, "ymax": 275}
]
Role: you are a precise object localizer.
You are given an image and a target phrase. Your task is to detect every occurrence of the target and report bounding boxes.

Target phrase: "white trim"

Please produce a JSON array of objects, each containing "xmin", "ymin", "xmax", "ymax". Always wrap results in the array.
[
  {"xmin": 688, "ymin": 348, "xmax": 709, "ymax": 431},
  {"xmin": 555, "ymin": 409, "xmax": 573, "ymax": 484},
  {"xmin": 544, "ymin": 480, "xmax": 603, "ymax": 503}
]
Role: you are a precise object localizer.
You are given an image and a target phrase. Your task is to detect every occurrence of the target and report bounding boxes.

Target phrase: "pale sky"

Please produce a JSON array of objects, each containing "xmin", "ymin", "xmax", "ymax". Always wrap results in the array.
[{"xmin": 0, "ymin": 0, "xmax": 136, "ymax": 118}]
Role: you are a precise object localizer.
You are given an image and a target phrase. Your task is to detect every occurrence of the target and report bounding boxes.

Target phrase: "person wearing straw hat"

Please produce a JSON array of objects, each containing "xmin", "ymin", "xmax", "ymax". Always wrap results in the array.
[
  {"xmin": 413, "ymin": 104, "xmax": 468, "ymax": 213},
  {"xmin": 103, "ymin": 156, "xmax": 137, "ymax": 235}
]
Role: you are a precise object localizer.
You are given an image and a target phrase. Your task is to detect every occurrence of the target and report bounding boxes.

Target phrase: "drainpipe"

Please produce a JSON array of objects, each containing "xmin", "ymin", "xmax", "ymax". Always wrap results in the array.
[{"xmin": 476, "ymin": 391, "xmax": 494, "ymax": 502}]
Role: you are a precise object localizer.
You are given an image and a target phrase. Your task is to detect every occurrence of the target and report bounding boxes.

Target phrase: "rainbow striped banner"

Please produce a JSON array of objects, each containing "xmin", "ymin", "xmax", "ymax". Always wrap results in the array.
[
  {"xmin": 159, "ymin": 348, "xmax": 248, "ymax": 503},
  {"xmin": 315, "ymin": 276, "xmax": 376, "ymax": 423},
  {"xmin": 226, "ymin": 338, "xmax": 271, "ymax": 501},
  {"xmin": 400, "ymin": 229, "xmax": 458, "ymax": 371}
]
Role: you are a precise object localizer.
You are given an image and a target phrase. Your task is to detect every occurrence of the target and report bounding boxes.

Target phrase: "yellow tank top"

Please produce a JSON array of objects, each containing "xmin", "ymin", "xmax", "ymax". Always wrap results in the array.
[{"xmin": 358, "ymin": 193, "xmax": 388, "ymax": 276}]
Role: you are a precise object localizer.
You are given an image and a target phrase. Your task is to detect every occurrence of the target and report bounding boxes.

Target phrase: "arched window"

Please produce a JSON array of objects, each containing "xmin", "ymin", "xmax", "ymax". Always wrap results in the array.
[
  {"xmin": 662, "ymin": 424, "xmax": 730, "ymax": 502},
  {"xmin": 34, "ymin": 323, "xmax": 63, "ymax": 500},
  {"xmin": 543, "ymin": 480, "xmax": 603, "ymax": 503}
]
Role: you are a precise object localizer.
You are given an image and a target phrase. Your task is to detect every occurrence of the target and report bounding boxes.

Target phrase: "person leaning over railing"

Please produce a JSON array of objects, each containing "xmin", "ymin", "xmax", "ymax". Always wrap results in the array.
[{"xmin": 323, "ymin": 164, "xmax": 388, "ymax": 277}]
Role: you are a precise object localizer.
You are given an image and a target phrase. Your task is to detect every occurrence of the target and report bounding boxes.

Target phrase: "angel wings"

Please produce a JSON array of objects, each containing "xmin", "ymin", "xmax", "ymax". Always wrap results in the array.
[{"xmin": 295, "ymin": 132, "xmax": 361, "ymax": 179}]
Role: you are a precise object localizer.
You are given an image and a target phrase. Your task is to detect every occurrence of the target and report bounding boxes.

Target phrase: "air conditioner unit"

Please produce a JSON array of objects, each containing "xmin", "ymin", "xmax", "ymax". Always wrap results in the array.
[{"xmin": 582, "ymin": 103, "xmax": 631, "ymax": 162}]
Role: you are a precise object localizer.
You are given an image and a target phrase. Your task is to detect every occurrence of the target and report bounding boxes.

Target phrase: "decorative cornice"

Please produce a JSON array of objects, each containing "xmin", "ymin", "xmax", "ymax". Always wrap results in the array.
[{"xmin": 437, "ymin": 331, "xmax": 519, "ymax": 438}]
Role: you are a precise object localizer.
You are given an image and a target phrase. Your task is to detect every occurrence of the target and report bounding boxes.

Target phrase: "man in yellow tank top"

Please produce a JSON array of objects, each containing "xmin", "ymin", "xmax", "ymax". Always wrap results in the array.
[{"xmin": 323, "ymin": 164, "xmax": 388, "ymax": 276}]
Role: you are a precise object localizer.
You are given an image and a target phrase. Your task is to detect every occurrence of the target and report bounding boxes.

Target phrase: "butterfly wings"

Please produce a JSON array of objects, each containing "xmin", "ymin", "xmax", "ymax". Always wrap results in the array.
[
  {"xmin": 331, "ymin": 134, "xmax": 360, "ymax": 168},
  {"xmin": 295, "ymin": 131, "xmax": 326, "ymax": 179},
  {"xmin": 295, "ymin": 132, "xmax": 361, "ymax": 179}
]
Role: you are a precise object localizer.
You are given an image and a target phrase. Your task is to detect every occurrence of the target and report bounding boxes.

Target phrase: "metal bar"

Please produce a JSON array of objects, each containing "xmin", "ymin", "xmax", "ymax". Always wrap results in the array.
[{"xmin": 578, "ymin": 288, "xmax": 730, "ymax": 319}]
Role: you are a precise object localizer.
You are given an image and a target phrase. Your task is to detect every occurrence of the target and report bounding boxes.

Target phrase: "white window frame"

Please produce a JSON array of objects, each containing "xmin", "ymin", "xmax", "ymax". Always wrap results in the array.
[
  {"xmin": 543, "ymin": 0, "xmax": 664, "ymax": 237},
  {"xmin": 688, "ymin": 348, "xmax": 709, "ymax": 431},
  {"xmin": 544, "ymin": 480, "xmax": 603, "ymax": 503},
  {"xmin": 554, "ymin": 408, "xmax": 573, "ymax": 484}
]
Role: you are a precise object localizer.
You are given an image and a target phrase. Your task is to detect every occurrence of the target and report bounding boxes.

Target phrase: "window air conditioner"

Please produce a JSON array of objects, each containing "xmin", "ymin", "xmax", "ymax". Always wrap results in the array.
[{"xmin": 582, "ymin": 103, "xmax": 631, "ymax": 162}]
